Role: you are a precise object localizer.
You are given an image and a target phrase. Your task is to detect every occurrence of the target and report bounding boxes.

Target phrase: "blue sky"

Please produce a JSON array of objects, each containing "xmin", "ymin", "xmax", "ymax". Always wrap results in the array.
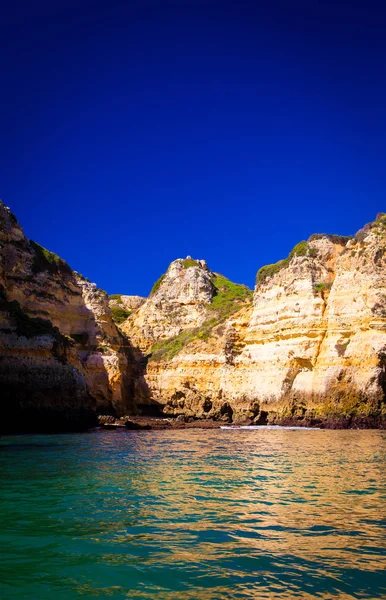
[{"xmin": 1, "ymin": 1, "xmax": 386, "ymax": 296}]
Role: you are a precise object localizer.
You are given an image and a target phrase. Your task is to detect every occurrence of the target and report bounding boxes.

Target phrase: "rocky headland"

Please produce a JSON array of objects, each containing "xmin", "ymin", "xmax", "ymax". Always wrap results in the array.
[{"xmin": 1, "ymin": 201, "xmax": 385, "ymax": 432}]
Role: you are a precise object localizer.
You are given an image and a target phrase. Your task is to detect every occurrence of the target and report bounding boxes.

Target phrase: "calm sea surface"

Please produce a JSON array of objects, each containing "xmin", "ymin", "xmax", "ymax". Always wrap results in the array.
[{"xmin": 0, "ymin": 428, "xmax": 385, "ymax": 600}]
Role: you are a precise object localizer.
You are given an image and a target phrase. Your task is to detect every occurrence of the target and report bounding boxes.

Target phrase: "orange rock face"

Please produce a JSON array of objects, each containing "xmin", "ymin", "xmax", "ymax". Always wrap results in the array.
[{"xmin": 0, "ymin": 202, "xmax": 133, "ymax": 431}]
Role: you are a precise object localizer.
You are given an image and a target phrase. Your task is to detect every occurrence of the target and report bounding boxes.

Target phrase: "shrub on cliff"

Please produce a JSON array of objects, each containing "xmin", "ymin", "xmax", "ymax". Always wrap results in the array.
[
  {"xmin": 76, "ymin": 273, "xmax": 91, "ymax": 283},
  {"xmin": 109, "ymin": 294, "xmax": 123, "ymax": 304},
  {"xmin": 151, "ymin": 327, "xmax": 203, "ymax": 362},
  {"xmin": 256, "ymin": 240, "xmax": 318, "ymax": 286},
  {"xmin": 255, "ymin": 259, "xmax": 289, "ymax": 285},
  {"xmin": 150, "ymin": 273, "xmax": 166, "ymax": 295},
  {"xmin": 30, "ymin": 241, "xmax": 72, "ymax": 276},
  {"xmin": 111, "ymin": 306, "xmax": 132, "ymax": 324},
  {"xmin": 211, "ymin": 274, "xmax": 252, "ymax": 318},
  {"xmin": 308, "ymin": 233, "xmax": 352, "ymax": 246},
  {"xmin": 313, "ymin": 282, "xmax": 332, "ymax": 294},
  {"xmin": 353, "ymin": 213, "xmax": 386, "ymax": 244},
  {"xmin": 289, "ymin": 241, "xmax": 308, "ymax": 259}
]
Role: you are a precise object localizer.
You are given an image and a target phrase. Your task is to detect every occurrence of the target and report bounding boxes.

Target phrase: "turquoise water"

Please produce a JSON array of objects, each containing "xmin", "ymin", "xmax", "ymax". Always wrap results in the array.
[{"xmin": 0, "ymin": 429, "xmax": 385, "ymax": 600}]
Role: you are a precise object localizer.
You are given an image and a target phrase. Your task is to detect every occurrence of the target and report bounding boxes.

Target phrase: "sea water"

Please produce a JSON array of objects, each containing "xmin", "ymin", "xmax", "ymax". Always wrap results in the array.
[{"xmin": 0, "ymin": 428, "xmax": 385, "ymax": 599}]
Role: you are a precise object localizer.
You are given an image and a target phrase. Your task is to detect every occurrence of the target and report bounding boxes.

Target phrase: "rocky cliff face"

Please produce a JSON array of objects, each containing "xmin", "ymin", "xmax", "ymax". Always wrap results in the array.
[
  {"xmin": 129, "ymin": 223, "xmax": 386, "ymax": 427},
  {"xmin": 121, "ymin": 258, "xmax": 217, "ymax": 353},
  {"xmin": 0, "ymin": 202, "xmax": 133, "ymax": 431},
  {"xmin": 119, "ymin": 257, "xmax": 253, "ymax": 415},
  {"xmin": 2, "ymin": 202, "xmax": 386, "ymax": 431}
]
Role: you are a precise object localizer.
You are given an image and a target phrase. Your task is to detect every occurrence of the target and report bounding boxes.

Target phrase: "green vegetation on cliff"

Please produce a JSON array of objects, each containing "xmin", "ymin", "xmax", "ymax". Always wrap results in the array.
[
  {"xmin": 256, "ymin": 240, "xmax": 318, "ymax": 286},
  {"xmin": 76, "ymin": 273, "xmax": 91, "ymax": 283},
  {"xmin": 30, "ymin": 241, "xmax": 72, "ymax": 276},
  {"xmin": 151, "ymin": 327, "xmax": 205, "ymax": 362},
  {"xmin": 255, "ymin": 259, "xmax": 288, "ymax": 285},
  {"xmin": 354, "ymin": 212, "xmax": 386, "ymax": 243},
  {"xmin": 182, "ymin": 258, "xmax": 199, "ymax": 269},
  {"xmin": 313, "ymin": 282, "xmax": 332, "ymax": 294},
  {"xmin": 255, "ymin": 232, "xmax": 354, "ymax": 287},
  {"xmin": 151, "ymin": 274, "xmax": 252, "ymax": 362},
  {"xmin": 109, "ymin": 294, "xmax": 123, "ymax": 304},
  {"xmin": 111, "ymin": 306, "xmax": 132, "ymax": 324},
  {"xmin": 150, "ymin": 273, "xmax": 166, "ymax": 296},
  {"xmin": 308, "ymin": 233, "xmax": 352, "ymax": 246},
  {"xmin": 211, "ymin": 274, "xmax": 252, "ymax": 316}
]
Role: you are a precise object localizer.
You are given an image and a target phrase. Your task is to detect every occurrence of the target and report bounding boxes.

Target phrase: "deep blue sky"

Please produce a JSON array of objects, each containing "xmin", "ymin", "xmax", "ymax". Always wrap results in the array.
[{"xmin": 1, "ymin": 1, "xmax": 386, "ymax": 295}]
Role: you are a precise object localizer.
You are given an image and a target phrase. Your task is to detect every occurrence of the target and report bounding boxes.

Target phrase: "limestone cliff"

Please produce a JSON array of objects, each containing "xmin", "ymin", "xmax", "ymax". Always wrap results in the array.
[
  {"xmin": 0, "ymin": 202, "xmax": 133, "ymax": 431},
  {"xmin": 118, "ymin": 257, "xmax": 253, "ymax": 415},
  {"xmin": 128, "ymin": 224, "xmax": 386, "ymax": 427},
  {"xmin": 2, "ymin": 201, "xmax": 386, "ymax": 431},
  {"xmin": 121, "ymin": 258, "xmax": 218, "ymax": 353}
]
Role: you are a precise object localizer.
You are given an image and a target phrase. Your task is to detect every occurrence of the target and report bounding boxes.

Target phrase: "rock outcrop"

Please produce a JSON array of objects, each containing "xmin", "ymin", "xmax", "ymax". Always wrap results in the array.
[
  {"xmin": 119, "ymin": 257, "xmax": 253, "ymax": 415},
  {"xmin": 121, "ymin": 258, "xmax": 218, "ymax": 353},
  {"xmin": 0, "ymin": 202, "xmax": 134, "ymax": 432},
  {"xmin": 109, "ymin": 295, "xmax": 145, "ymax": 312}
]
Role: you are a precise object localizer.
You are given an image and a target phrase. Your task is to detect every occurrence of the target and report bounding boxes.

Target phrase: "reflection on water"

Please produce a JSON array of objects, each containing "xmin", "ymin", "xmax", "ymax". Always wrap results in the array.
[{"xmin": 0, "ymin": 429, "xmax": 385, "ymax": 599}]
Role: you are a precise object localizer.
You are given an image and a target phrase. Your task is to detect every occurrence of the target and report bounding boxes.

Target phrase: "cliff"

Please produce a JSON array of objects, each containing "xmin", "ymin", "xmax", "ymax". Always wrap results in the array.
[
  {"xmin": 125, "ymin": 224, "xmax": 386, "ymax": 428},
  {"xmin": 121, "ymin": 258, "xmax": 219, "ymax": 353},
  {"xmin": 0, "ymin": 202, "xmax": 134, "ymax": 432},
  {"xmin": 2, "ymin": 202, "xmax": 386, "ymax": 431},
  {"xmin": 119, "ymin": 257, "xmax": 253, "ymax": 415}
]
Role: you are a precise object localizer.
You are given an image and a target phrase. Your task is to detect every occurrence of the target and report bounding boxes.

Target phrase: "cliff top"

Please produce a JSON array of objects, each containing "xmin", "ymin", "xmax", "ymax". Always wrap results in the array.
[{"xmin": 256, "ymin": 233, "xmax": 352, "ymax": 287}]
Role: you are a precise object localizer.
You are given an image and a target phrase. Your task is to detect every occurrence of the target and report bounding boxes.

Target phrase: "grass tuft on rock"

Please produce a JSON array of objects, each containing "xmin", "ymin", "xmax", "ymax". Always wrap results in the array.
[
  {"xmin": 313, "ymin": 282, "xmax": 332, "ymax": 294},
  {"xmin": 181, "ymin": 258, "xmax": 199, "ymax": 269}
]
